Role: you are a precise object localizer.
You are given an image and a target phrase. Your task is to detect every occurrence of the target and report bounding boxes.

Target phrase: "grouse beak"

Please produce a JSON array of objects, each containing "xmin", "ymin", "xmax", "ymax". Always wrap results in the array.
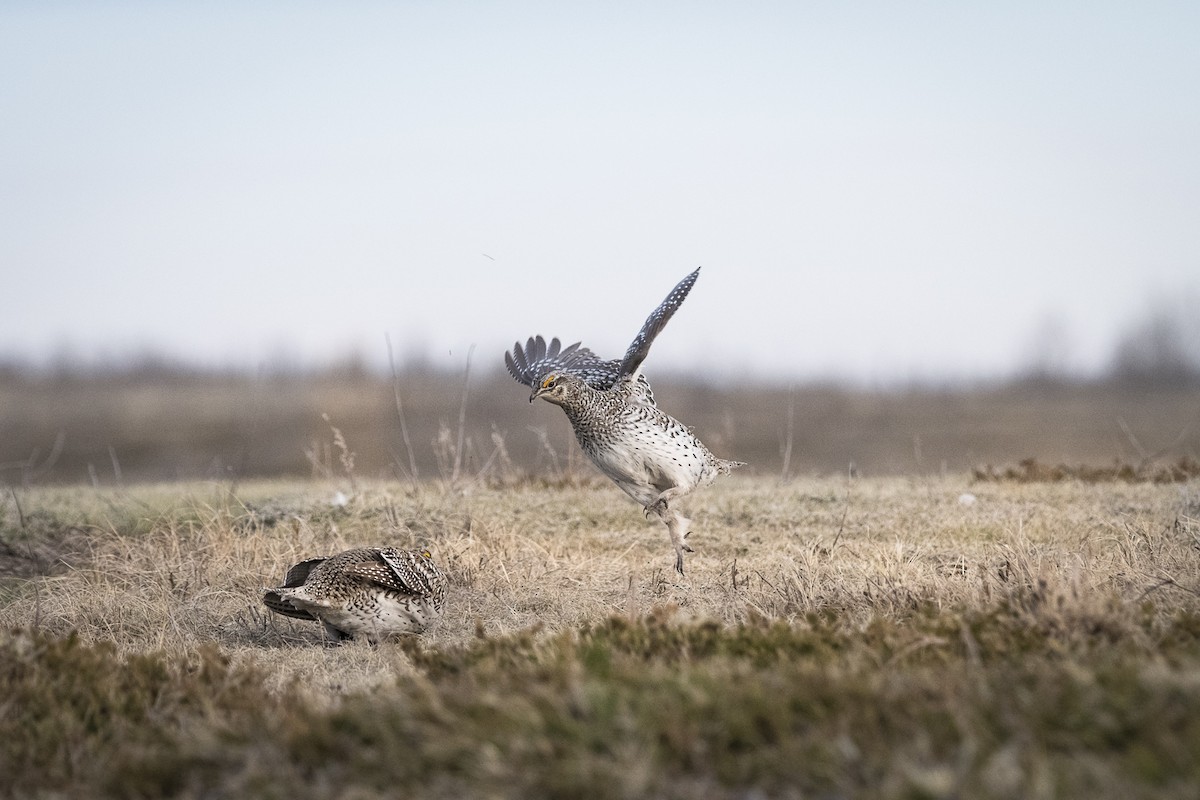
[{"xmin": 530, "ymin": 382, "xmax": 555, "ymax": 403}]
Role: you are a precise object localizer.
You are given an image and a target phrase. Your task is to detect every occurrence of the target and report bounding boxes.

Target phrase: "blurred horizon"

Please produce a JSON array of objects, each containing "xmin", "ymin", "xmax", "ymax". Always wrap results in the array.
[
  {"xmin": 3, "ymin": 354, "xmax": 1198, "ymax": 487},
  {"xmin": 2, "ymin": 284, "xmax": 1198, "ymax": 390},
  {"xmin": 3, "ymin": 3, "xmax": 1199, "ymax": 384}
]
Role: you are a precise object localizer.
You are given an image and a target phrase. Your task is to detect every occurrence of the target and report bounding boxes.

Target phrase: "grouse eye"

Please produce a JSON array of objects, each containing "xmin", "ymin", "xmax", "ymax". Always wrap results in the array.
[
  {"xmin": 420, "ymin": 549, "xmax": 432, "ymax": 559},
  {"xmin": 541, "ymin": 375, "xmax": 557, "ymax": 389}
]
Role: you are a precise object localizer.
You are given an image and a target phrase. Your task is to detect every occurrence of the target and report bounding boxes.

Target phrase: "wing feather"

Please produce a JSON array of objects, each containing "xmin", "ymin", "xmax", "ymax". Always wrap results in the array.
[
  {"xmin": 282, "ymin": 557, "xmax": 325, "ymax": 588},
  {"xmin": 343, "ymin": 559, "xmax": 414, "ymax": 594},
  {"xmin": 505, "ymin": 336, "xmax": 622, "ymax": 388},
  {"xmin": 504, "ymin": 348, "xmax": 520, "ymax": 382},
  {"xmin": 505, "ymin": 267, "xmax": 699, "ymax": 393},
  {"xmin": 377, "ymin": 548, "xmax": 439, "ymax": 596},
  {"xmin": 617, "ymin": 267, "xmax": 700, "ymax": 378}
]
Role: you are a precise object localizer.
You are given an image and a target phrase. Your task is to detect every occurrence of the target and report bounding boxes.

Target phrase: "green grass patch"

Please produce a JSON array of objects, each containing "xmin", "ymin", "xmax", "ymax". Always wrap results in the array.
[{"xmin": 4, "ymin": 603, "xmax": 1200, "ymax": 799}]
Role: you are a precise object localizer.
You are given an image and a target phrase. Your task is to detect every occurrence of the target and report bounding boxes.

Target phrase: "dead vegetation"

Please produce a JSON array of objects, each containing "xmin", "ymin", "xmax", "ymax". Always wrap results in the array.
[
  {"xmin": 1, "ymin": 475, "xmax": 1199, "ymax": 797},
  {"xmin": 973, "ymin": 456, "xmax": 1200, "ymax": 485}
]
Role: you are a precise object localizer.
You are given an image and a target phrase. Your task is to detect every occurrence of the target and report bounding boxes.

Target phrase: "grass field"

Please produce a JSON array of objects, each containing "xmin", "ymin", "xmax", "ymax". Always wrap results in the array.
[{"xmin": 2, "ymin": 473, "xmax": 1199, "ymax": 798}]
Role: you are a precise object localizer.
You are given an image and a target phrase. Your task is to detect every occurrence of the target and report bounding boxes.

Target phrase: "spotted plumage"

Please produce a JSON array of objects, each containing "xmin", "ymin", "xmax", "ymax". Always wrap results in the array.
[
  {"xmin": 506, "ymin": 268, "xmax": 744, "ymax": 574},
  {"xmin": 263, "ymin": 548, "xmax": 446, "ymax": 643},
  {"xmin": 505, "ymin": 267, "xmax": 700, "ymax": 406}
]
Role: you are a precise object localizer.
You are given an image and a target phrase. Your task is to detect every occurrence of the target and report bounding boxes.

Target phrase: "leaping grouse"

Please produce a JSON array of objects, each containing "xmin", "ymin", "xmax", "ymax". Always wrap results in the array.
[{"xmin": 505, "ymin": 267, "xmax": 744, "ymax": 574}]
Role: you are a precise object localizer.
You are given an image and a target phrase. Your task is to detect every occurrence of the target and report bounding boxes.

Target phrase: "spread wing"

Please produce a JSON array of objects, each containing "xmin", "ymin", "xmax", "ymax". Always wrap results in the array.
[
  {"xmin": 617, "ymin": 267, "xmax": 700, "ymax": 379},
  {"xmin": 504, "ymin": 335, "xmax": 621, "ymax": 389},
  {"xmin": 504, "ymin": 267, "xmax": 701, "ymax": 394}
]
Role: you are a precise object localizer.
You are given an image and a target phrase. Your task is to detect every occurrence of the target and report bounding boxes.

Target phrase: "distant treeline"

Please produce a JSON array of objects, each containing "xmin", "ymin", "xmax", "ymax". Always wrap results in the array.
[
  {"xmin": 4, "ymin": 292, "xmax": 1198, "ymax": 388},
  {"xmin": 2, "ymin": 367, "xmax": 1198, "ymax": 487},
  {"xmin": 2, "ymin": 299, "xmax": 1197, "ymax": 485}
]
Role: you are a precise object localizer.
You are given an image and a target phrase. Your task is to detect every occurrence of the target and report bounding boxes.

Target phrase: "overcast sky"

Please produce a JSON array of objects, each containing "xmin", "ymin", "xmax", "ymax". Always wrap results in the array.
[{"xmin": 2, "ymin": 2, "xmax": 1197, "ymax": 382}]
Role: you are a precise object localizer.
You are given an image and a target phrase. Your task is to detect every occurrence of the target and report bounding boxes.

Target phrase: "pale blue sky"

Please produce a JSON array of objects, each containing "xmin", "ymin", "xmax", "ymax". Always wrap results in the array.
[{"xmin": 2, "ymin": 2, "xmax": 1197, "ymax": 381}]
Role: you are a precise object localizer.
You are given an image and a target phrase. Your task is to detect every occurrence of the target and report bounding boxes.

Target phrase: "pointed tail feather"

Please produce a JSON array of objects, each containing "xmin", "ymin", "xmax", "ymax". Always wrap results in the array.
[
  {"xmin": 262, "ymin": 589, "xmax": 318, "ymax": 621},
  {"xmin": 719, "ymin": 459, "xmax": 747, "ymax": 475}
]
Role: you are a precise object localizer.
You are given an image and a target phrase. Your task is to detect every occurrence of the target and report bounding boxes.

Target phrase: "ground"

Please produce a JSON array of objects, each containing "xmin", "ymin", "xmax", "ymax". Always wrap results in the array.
[{"xmin": 2, "ymin": 475, "xmax": 1199, "ymax": 798}]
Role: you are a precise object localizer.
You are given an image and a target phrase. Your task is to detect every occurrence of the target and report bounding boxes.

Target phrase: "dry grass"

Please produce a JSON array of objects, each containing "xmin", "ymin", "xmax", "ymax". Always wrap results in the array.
[
  {"xmin": 7, "ymin": 475, "xmax": 1197, "ymax": 653},
  {"xmin": 2, "ymin": 475, "xmax": 1200, "ymax": 797},
  {"xmin": 973, "ymin": 456, "xmax": 1200, "ymax": 484}
]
